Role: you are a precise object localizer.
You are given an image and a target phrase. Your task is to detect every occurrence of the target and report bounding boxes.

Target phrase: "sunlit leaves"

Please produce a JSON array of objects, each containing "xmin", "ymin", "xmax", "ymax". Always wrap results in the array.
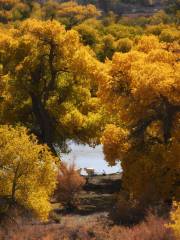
[
  {"xmin": 99, "ymin": 35, "xmax": 180, "ymax": 203},
  {"xmin": 101, "ymin": 124, "xmax": 130, "ymax": 166},
  {"xmin": 0, "ymin": 19, "xmax": 103, "ymax": 148},
  {"xmin": 0, "ymin": 125, "xmax": 58, "ymax": 220},
  {"xmin": 56, "ymin": 1, "xmax": 100, "ymax": 28},
  {"xmin": 169, "ymin": 202, "xmax": 180, "ymax": 238}
]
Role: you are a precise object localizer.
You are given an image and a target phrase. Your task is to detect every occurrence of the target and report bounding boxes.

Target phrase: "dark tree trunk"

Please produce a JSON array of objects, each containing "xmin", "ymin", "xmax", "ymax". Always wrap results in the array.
[
  {"xmin": 11, "ymin": 182, "xmax": 16, "ymax": 203},
  {"xmin": 11, "ymin": 164, "xmax": 20, "ymax": 203},
  {"xmin": 163, "ymin": 103, "xmax": 173, "ymax": 144},
  {"xmin": 161, "ymin": 97, "xmax": 180, "ymax": 144},
  {"xmin": 30, "ymin": 93, "xmax": 56, "ymax": 153}
]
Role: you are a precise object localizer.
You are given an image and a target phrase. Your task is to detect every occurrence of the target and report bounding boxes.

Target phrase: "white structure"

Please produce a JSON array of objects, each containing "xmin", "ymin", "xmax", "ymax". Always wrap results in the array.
[{"xmin": 84, "ymin": 168, "xmax": 95, "ymax": 177}]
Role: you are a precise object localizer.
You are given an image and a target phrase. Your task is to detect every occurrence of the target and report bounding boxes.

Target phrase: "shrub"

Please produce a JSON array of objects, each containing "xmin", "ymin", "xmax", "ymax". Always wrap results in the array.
[
  {"xmin": 108, "ymin": 213, "xmax": 174, "ymax": 240},
  {"xmin": 0, "ymin": 212, "xmax": 175, "ymax": 240},
  {"xmin": 74, "ymin": 23, "xmax": 100, "ymax": 46},
  {"xmin": 159, "ymin": 29, "xmax": 180, "ymax": 43},
  {"xmin": 146, "ymin": 25, "xmax": 162, "ymax": 36},
  {"xmin": 97, "ymin": 34, "xmax": 116, "ymax": 61},
  {"xmin": 116, "ymin": 38, "xmax": 133, "ymax": 53},
  {"xmin": 56, "ymin": 162, "xmax": 86, "ymax": 211},
  {"xmin": 109, "ymin": 193, "xmax": 145, "ymax": 225}
]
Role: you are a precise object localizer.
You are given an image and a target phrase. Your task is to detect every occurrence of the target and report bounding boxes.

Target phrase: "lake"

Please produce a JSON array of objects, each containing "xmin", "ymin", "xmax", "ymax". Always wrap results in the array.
[{"xmin": 61, "ymin": 142, "xmax": 121, "ymax": 175}]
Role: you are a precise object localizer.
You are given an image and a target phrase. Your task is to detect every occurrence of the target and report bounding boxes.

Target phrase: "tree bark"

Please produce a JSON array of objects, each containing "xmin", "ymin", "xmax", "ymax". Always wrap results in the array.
[
  {"xmin": 11, "ymin": 164, "xmax": 20, "ymax": 202},
  {"xmin": 30, "ymin": 92, "xmax": 56, "ymax": 153}
]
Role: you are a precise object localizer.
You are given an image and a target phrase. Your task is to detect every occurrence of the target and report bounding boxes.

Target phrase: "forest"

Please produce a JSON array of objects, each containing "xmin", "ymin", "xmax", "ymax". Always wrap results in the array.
[{"xmin": 0, "ymin": 0, "xmax": 179, "ymax": 239}]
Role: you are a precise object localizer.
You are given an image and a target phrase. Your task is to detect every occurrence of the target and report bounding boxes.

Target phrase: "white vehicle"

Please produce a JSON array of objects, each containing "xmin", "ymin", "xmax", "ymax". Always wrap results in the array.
[{"xmin": 84, "ymin": 168, "xmax": 95, "ymax": 177}]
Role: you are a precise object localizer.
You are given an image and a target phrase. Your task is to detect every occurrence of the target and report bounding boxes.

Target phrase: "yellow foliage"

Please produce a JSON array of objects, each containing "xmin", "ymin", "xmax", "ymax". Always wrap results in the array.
[
  {"xmin": 169, "ymin": 202, "xmax": 180, "ymax": 238},
  {"xmin": 0, "ymin": 125, "xmax": 58, "ymax": 220},
  {"xmin": 150, "ymin": 10, "xmax": 170, "ymax": 25},
  {"xmin": 136, "ymin": 35, "xmax": 163, "ymax": 53},
  {"xmin": 99, "ymin": 36, "xmax": 180, "ymax": 203},
  {"xmin": 122, "ymin": 142, "xmax": 180, "ymax": 202},
  {"xmin": 101, "ymin": 124, "xmax": 130, "ymax": 166},
  {"xmin": 160, "ymin": 28, "xmax": 180, "ymax": 43},
  {"xmin": 57, "ymin": 1, "xmax": 100, "ymax": 28},
  {"xmin": 116, "ymin": 38, "xmax": 133, "ymax": 53},
  {"xmin": 0, "ymin": 19, "xmax": 103, "ymax": 147},
  {"xmin": 61, "ymin": 108, "xmax": 86, "ymax": 133},
  {"xmin": 0, "ymin": 0, "xmax": 29, "ymax": 23}
]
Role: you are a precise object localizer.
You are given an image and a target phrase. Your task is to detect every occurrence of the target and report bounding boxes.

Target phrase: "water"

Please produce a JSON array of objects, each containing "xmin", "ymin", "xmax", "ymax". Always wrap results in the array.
[{"xmin": 61, "ymin": 142, "xmax": 121, "ymax": 175}]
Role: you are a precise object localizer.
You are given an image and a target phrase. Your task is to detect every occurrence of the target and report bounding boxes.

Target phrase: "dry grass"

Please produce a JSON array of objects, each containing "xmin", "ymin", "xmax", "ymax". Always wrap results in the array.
[{"xmin": 0, "ymin": 211, "xmax": 175, "ymax": 240}]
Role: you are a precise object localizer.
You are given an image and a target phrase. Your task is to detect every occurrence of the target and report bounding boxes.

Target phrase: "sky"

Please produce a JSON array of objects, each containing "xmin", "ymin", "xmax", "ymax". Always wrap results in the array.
[{"xmin": 61, "ymin": 142, "xmax": 122, "ymax": 175}]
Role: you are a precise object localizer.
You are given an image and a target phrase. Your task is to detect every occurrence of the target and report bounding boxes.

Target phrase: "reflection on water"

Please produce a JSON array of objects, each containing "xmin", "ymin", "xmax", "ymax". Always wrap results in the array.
[{"xmin": 61, "ymin": 142, "xmax": 121, "ymax": 175}]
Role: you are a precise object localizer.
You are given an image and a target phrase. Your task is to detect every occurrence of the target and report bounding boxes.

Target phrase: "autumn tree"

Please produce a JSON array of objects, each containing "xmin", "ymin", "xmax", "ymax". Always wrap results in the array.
[
  {"xmin": 159, "ymin": 28, "xmax": 180, "ymax": 43},
  {"xmin": 41, "ymin": 0, "xmax": 61, "ymax": 20},
  {"xmin": 55, "ymin": 1, "xmax": 101, "ymax": 28},
  {"xmin": 74, "ymin": 22, "xmax": 100, "ymax": 47},
  {"xmin": 116, "ymin": 38, "xmax": 133, "ymax": 53},
  {"xmin": 104, "ymin": 23, "xmax": 143, "ymax": 40},
  {"xmin": 99, "ymin": 35, "xmax": 180, "ymax": 205},
  {"xmin": 97, "ymin": 34, "xmax": 116, "ymax": 61},
  {"xmin": 150, "ymin": 10, "xmax": 171, "ymax": 25},
  {"xmin": 0, "ymin": 125, "xmax": 57, "ymax": 220},
  {"xmin": 0, "ymin": 19, "xmax": 103, "ymax": 153},
  {"xmin": 166, "ymin": 0, "xmax": 180, "ymax": 16},
  {"xmin": 0, "ymin": 0, "xmax": 30, "ymax": 23}
]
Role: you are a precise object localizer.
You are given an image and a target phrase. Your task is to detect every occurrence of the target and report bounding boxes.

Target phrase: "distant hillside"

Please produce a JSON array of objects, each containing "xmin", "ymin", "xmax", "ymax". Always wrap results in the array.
[
  {"xmin": 56, "ymin": 0, "xmax": 171, "ymax": 15},
  {"xmin": 38, "ymin": 0, "xmax": 178, "ymax": 16}
]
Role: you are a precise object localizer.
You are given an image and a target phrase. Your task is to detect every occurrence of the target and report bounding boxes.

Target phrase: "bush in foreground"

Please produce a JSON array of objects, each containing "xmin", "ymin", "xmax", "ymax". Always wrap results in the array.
[
  {"xmin": 56, "ymin": 162, "xmax": 86, "ymax": 211},
  {"xmin": 109, "ymin": 214, "xmax": 174, "ymax": 240},
  {"xmin": 0, "ymin": 212, "xmax": 175, "ymax": 240},
  {"xmin": 109, "ymin": 193, "xmax": 145, "ymax": 225}
]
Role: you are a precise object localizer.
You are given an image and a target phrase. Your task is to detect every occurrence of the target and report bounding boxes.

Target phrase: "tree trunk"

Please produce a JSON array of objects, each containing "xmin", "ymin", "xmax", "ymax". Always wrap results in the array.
[
  {"xmin": 30, "ymin": 93, "xmax": 56, "ymax": 153},
  {"xmin": 11, "ymin": 164, "xmax": 20, "ymax": 203},
  {"xmin": 11, "ymin": 180, "xmax": 17, "ymax": 203}
]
